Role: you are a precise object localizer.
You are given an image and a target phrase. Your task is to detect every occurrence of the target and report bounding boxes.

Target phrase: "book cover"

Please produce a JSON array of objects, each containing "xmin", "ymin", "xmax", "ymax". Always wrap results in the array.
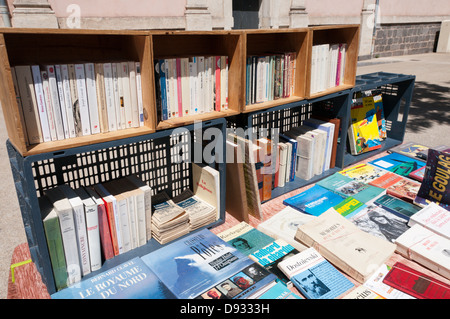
[
  {"xmin": 386, "ymin": 178, "xmax": 421, "ymax": 203},
  {"xmin": 303, "ymin": 118, "xmax": 335, "ymax": 171},
  {"xmin": 369, "ymin": 171, "xmax": 404, "ymax": 189},
  {"xmin": 339, "ymin": 163, "xmax": 387, "ymax": 184},
  {"xmin": 257, "ymin": 206, "xmax": 314, "ymax": 252},
  {"xmin": 53, "ymin": 65, "xmax": 70, "ymax": 139},
  {"xmin": 112, "ymin": 63, "xmax": 124, "ymax": 129},
  {"xmin": 416, "ymin": 149, "xmax": 450, "ymax": 210},
  {"xmin": 283, "ymin": 184, "xmax": 344, "ymax": 216},
  {"xmin": 373, "ymin": 193, "xmax": 422, "ymax": 220},
  {"xmin": 103, "ymin": 63, "xmax": 118, "ymax": 131},
  {"xmin": 316, "ymin": 172, "xmax": 384, "ymax": 203},
  {"xmin": 364, "ymin": 264, "xmax": 414, "ymax": 299},
  {"xmin": 369, "ymin": 152, "xmax": 426, "ymax": 177},
  {"xmin": 218, "ymin": 221, "xmax": 275, "ymax": 256},
  {"xmin": 74, "ymin": 64, "xmax": 92, "ymax": 136},
  {"xmin": 342, "ymin": 285, "xmax": 384, "ymax": 299},
  {"xmin": 389, "ymin": 141, "xmax": 430, "ymax": 161},
  {"xmin": 382, "ymin": 262, "xmax": 450, "ymax": 299},
  {"xmin": 279, "ymin": 134, "xmax": 297, "ymax": 182},
  {"xmin": 296, "ymin": 209, "xmax": 397, "ymax": 283},
  {"xmin": 192, "ymin": 163, "xmax": 220, "ymax": 221},
  {"xmin": 278, "ymin": 247, "xmax": 354, "ymax": 299},
  {"xmin": 408, "ymin": 202, "xmax": 450, "ymax": 240},
  {"xmin": 249, "ymin": 239, "xmax": 296, "ymax": 268},
  {"xmin": 348, "ymin": 97, "xmax": 381, "ymax": 155},
  {"xmin": 258, "ymin": 281, "xmax": 301, "ymax": 299},
  {"xmin": 40, "ymin": 68, "xmax": 58, "ymax": 141},
  {"xmin": 94, "ymin": 63, "xmax": 108, "ymax": 133},
  {"xmin": 349, "ymin": 204, "xmax": 410, "ymax": 243},
  {"xmin": 373, "ymin": 94, "xmax": 387, "ymax": 139},
  {"xmin": 128, "ymin": 61, "xmax": 140, "ymax": 126},
  {"xmin": 394, "ymin": 224, "xmax": 450, "ymax": 280},
  {"xmin": 67, "ymin": 64, "xmax": 83, "ymax": 137},
  {"xmin": 333, "ymin": 197, "xmax": 366, "ymax": 219},
  {"xmin": 408, "ymin": 165, "xmax": 425, "ymax": 182},
  {"xmin": 84, "ymin": 63, "xmax": 101, "ymax": 134},
  {"xmin": 51, "ymin": 257, "xmax": 176, "ymax": 299},
  {"xmin": 45, "ymin": 65, "xmax": 65, "ymax": 140},
  {"xmin": 141, "ymin": 228, "xmax": 257, "ymax": 299}
]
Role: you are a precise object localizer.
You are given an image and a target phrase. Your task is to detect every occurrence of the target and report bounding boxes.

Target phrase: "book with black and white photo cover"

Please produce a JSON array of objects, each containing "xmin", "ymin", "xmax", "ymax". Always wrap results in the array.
[
  {"xmin": 394, "ymin": 224, "xmax": 450, "ymax": 280},
  {"xmin": 408, "ymin": 202, "xmax": 450, "ymax": 240},
  {"xmin": 278, "ymin": 247, "xmax": 354, "ymax": 299},
  {"xmin": 296, "ymin": 209, "xmax": 396, "ymax": 283}
]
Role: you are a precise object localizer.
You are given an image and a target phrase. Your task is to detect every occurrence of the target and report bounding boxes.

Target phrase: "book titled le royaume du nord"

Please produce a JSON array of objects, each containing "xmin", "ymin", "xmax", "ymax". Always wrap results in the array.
[
  {"xmin": 51, "ymin": 257, "xmax": 176, "ymax": 299},
  {"xmin": 141, "ymin": 228, "xmax": 276, "ymax": 299}
]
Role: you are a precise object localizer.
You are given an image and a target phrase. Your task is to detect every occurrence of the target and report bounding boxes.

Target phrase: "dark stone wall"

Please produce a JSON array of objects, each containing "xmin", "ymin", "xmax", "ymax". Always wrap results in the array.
[{"xmin": 372, "ymin": 22, "xmax": 441, "ymax": 57}]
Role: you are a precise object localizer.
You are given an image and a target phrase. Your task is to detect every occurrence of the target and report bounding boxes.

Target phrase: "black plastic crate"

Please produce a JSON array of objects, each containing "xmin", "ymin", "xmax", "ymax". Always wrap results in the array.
[
  {"xmin": 7, "ymin": 118, "xmax": 227, "ymax": 295},
  {"xmin": 343, "ymin": 72, "xmax": 416, "ymax": 167}
]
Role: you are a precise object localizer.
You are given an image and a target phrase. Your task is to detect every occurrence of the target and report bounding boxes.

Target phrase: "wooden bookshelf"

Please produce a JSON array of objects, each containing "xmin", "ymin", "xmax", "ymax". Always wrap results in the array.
[
  {"xmin": 151, "ymin": 30, "xmax": 243, "ymax": 130},
  {"xmin": 306, "ymin": 24, "xmax": 360, "ymax": 99},
  {"xmin": 241, "ymin": 28, "xmax": 309, "ymax": 113},
  {"xmin": 0, "ymin": 28, "xmax": 155, "ymax": 156}
]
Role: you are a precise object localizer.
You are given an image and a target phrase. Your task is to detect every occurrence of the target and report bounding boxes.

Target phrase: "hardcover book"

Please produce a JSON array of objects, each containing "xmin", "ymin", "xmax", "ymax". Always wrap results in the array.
[
  {"xmin": 296, "ymin": 209, "xmax": 396, "ymax": 283},
  {"xmin": 282, "ymin": 184, "xmax": 345, "ymax": 216},
  {"xmin": 141, "ymin": 228, "xmax": 263, "ymax": 299},
  {"xmin": 382, "ymin": 262, "xmax": 450, "ymax": 299},
  {"xmin": 369, "ymin": 152, "xmax": 426, "ymax": 177},
  {"xmin": 51, "ymin": 257, "xmax": 176, "ymax": 299},
  {"xmin": 278, "ymin": 247, "xmax": 354, "ymax": 299}
]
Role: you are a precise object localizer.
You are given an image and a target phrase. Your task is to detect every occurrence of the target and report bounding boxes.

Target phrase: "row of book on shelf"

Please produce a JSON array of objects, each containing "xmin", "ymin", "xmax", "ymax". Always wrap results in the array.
[
  {"xmin": 154, "ymin": 56, "xmax": 229, "ymax": 121},
  {"xmin": 50, "ymin": 143, "xmax": 450, "ymax": 299},
  {"xmin": 245, "ymin": 52, "xmax": 296, "ymax": 105},
  {"xmin": 12, "ymin": 61, "xmax": 144, "ymax": 145},
  {"xmin": 310, "ymin": 43, "xmax": 347, "ymax": 95},
  {"xmin": 41, "ymin": 163, "xmax": 220, "ymax": 292}
]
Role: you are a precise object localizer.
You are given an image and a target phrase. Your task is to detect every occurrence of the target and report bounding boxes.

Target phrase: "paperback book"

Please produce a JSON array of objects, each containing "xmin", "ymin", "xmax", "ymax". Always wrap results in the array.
[
  {"xmin": 408, "ymin": 202, "xmax": 450, "ymax": 240},
  {"xmin": 364, "ymin": 264, "xmax": 414, "ymax": 299},
  {"xmin": 339, "ymin": 163, "xmax": 388, "ymax": 184},
  {"xmin": 369, "ymin": 152, "xmax": 426, "ymax": 177},
  {"xmin": 278, "ymin": 247, "xmax": 354, "ymax": 299},
  {"xmin": 373, "ymin": 193, "xmax": 422, "ymax": 221}
]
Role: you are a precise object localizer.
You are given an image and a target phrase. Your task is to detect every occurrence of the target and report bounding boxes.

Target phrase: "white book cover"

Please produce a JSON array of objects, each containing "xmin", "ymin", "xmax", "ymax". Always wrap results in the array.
[
  {"xmin": 84, "ymin": 63, "xmax": 101, "ymax": 134},
  {"xmin": 119, "ymin": 62, "xmax": 133, "ymax": 128},
  {"xmin": 256, "ymin": 56, "xmax": 265, "ymax": 103},
  {"xmin": 40, "ymin": 69, "xmax": 58, "ymax": 141},
  {"xmin": 188, "ymin": 57, "xmax": 198, "ymax": 115},
  {"xmin": 257, "ymin": 206, "xmax": 315, "ymax": 252},
  {"xmin": 135, "ymin": 62, "xmax": 144, "ymax": 126},
  {"xmin": 207, "ymin": 56, "xmax": 214, "ymax": 112},
  {"xmin": 67, "ymin": 64, "xmax": 83, "ymax": 137},
  {"xmin": 168, "ymin": 58, "xmax": 179, "ymax": 117},
  {"xmin": 197, "ymin": 56, "xmax": 205, "ymax": 114},
  {"xmin": 115, "ymin": 193, "xmax": 132, "ymax": 252},
  {"xmin": 113, "ymin": 63, "xmax": 126, "ymax": 129},
  {"xmin": 74, "ymin": 187, "xmax": 102, "ymax": 272},
  {"xmin": 126, "ymin": 175, "xmax": 152, "ymax": 242},
  {"xmin": 132, "ymin": 187, "xmax": 146, "ymax": 246},
  {"xmin": 74, "ymin": 64, "xmax": 92, "ymax": 136},
  {"xmin": 54, "ymin": 65, "xmax": 70, "ymax": 139},
  {"xmin": 285, "ymin": 142, "xmax": 292, "ymax": 183},
  {"xmin": 310, "ymin": 45, "xmax": 319, "ymax": 94},
  {"xmin": 329, "ymin": 44, "xmax": 339, "ymax": 89},
  {"xmin": 128, "ymin": 61, "xmax": 140, "ymax": 127},
  {"xmin": 14, "ymin": 65, "xmax": 44, "ymax": 144},
  {"xmin": 59, "ymin": 184, "xmax": 91, "ymax": 276},
  {"xmin": 278, "ymin": 142, "xmax": 287, "ymax": 188},
  {"xmin": 364, "ymin": 264, "xmax": 414, "ymax": 299},
  {"xmin": 303, "ymin": 118, "xmax": 335, "ymax": 172},
  {"xmin": 339, "ymin": 43, "xmax": 347, "ymax": 85},
  {"xmin": 408, "ymin": 202, "xmax": 450, "ymax": 240},
  {"xmin": 60, "ymin": 65, "xmax": 76, "ymax": 138},
  {"xmin": 44, "ymin": 187, "xmax": 82, "ymax": 285},
  {"xmin": 103, "ymin": 63, "xmax": 118, "ymax": 131},
  {"xmin": 46, "ymin": 66, "xmax": 65, "ymax": 140}
]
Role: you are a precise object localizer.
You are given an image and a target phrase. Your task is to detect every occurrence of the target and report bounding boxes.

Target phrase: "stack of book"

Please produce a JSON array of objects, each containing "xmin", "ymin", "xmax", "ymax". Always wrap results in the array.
[
  {"xmin": 13, "ymin": 62, "xmax": 144, "ymax": 145},
  {"xmin": 310, "ymin": 43, "xmax": 346, "ymax": 95},
  {"xmin": 154, "ymin": 56, "xmax": 229, "ymax": 121},
  {"xmin": 245, "ymin": 52, "xmax": 296, "ymax": 105}
]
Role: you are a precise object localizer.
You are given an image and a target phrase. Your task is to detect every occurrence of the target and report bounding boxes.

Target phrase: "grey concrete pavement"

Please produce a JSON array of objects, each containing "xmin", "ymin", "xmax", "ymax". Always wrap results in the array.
[{"xmin": 0, "ymin": 52, "xmax": 449, "ymax": 299}]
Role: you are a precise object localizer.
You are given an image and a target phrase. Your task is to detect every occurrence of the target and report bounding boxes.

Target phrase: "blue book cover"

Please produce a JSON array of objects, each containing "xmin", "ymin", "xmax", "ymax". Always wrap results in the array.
[
  {"xmin": 258, "ymin": 281, "xmax": 301, "ymax": 299},
  {"xmin": 279, "ymin": 134, "xmax": 297, "ymax": 182},
  {"xmin": 316, "ymin": 172, "xmax": 384, "ymax": 203},
  {"xmin": 369, "ymin": 152, "xmax": 426, "ymax": 177},
  {"xmin": 141, "ymin": 228, "xmax": 257, "ymax": 299},
  {"xmin": 159, "ymin": 59, "xmax": 168, "ymax": 121},
  {"xmin": 278, "ymin": 248, "xmax": 354, "ymax": 299},
  {"xmin": 283, "ymin": 184, "xmax": 345, "ymax": 216},
  {"xmin": 51, "ymin": 257, "xmax": 176, "ymax": 299}
]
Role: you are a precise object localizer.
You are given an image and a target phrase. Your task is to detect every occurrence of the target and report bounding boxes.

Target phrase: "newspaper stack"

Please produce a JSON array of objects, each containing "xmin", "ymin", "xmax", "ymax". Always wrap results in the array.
[
  {"xmin": 173, "ymin": 189, "xmax": 217, "ymax": 231},
  {"xmin": 151, "ymin": 192, "xmax": 190, "ymax": 244}
]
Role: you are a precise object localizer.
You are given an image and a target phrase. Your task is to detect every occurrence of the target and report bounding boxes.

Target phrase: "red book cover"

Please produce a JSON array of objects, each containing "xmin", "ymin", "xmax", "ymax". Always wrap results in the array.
[
  {"xmin": 369, "ymin": 171, "xmax": 403, "ymax": 189},
  {"xmin": 176, "ymin": 58, "xmax": 183, "ymax": 117},
  {"xmin": 386, "ymin": 178, "xmax": 421, "ymax": 203},
  {"xmin": 383, "ymin": 262, "xmax": 450, "ymax": 299},
  {"xmin": 96, "ymin": 201, "xmax": 114, "ymax": 260}
]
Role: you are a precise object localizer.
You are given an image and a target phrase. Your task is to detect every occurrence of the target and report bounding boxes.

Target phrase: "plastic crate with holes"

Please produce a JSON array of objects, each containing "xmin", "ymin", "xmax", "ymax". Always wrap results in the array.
[
  {"xmin": 7, "ymin": 118, "xmax": 227, "ymax": 295},
  {"xmin": 344, "ymin": 72, "xmax": 416, "ymax": 167}
]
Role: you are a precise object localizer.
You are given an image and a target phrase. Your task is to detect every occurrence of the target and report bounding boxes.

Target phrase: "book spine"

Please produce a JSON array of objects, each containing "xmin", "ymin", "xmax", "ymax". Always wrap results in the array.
[
  {"xmin": 10, "ymin": 67, "xmax": 31, "ymax": 146},
  {"xmin": 120, "ymin": 62, "xmax": 133, "ymax": 128},
  {"xmin": 127, "ymin": 195, "xmax": 138, "ymax": 249},
  {"xmin": 117, "ymin": 197, "xmax": 131, "ymax": 253},
  {"xmin": 215, "ymin": 56, "xmax": 221, "ymax": 112},
  {"xmin": 84, "ymin": 202, "xmax": 102, "ymax": 272},
  {"xmin": 176, "ymin": 58, "xmax": 183, "ymax": 117},
  {"xmin": 74, "ymin": 64, "xmax": 92, "ymax": 136},
  {"xmin": 67, "ymin": 64, "xmax": 83, "ymax": 137},
  {"xmin": 15, "ymin": 66, "xmax": 44, "ymax": 143},
  {"xmin": 158, "ymin": 60, "xmax": 168, "ymax": 121},
  {"xmin": 135, "ymin": 62, "xmax": 144, "ymax": 126},
  {"xmin": 71, "ymin": 202, "xmax": 91, "ymax": 276},
  {"xmin": 134, "ymin": 192, "xmax": 147, "ymax": 246},
  {"xmin": 97, "ymin": 200, "xmax": 115, "ymax": 260},
  {"xmin": 115, "ymin": 63, "xmax": 126, "ymax": 129},
  {"xmin": 43, "ymin": 215, "xmax": 68, "ymax": 291},
  {"xmin": 103, "ymin": 63, "xmax": 118, "ymax": 131},
  {"xmin": 128, "ymin": 61, "xmax": 140, "ymax": 127},
  {"xmin": 112, "ymin": 63, "xmax": 124, "ymax": 130},
  {"xmin": 180, "ymin": 58, "xmax": 190, "ymax": 117},
  {"xmin": 40, "ymin": 69, "xmax": 58, "ymax": 141},
  {"xmin": 188, "ymin": 57, "xmax": 197, "ymax": 115},
  {"xmin": 94, "ymin": 63, "xmax": 108, "ymax": 133},
  {"xmin": 60, "ymin": 65, "xmax": 77, "ymax": 138},
  {"xmin": 84, "ymin": 63, "xmax": 101, "ymax": 134},
  {"xmin": 54, "ymin": 65, "xmax": 70, "ymax": 139},
  {"xmin": 197, "ymin": 56, "xmax": 205, "ymax": 113},
  {"xmin": 46, "ymin": 65, "xmax": 65, "ymax": 140},
  {"xmin": 336, "ymin": 44, "xmax": 342, "ymax": 86},
  {"xmin": 164, "ymin": 59, "xmax": 172, "ymax": 119}
]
